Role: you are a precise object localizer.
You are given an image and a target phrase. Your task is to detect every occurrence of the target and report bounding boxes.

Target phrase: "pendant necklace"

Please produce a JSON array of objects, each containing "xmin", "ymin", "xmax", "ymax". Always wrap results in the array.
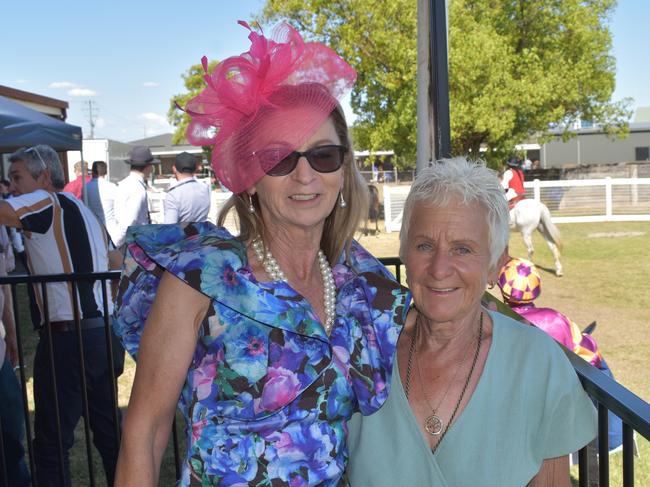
[
  {"xmin": 405, "ymin": 311, "xmax": 484, "ymax": 452},
  {"xmin": 414, "ymin": 314, "xmax": 471, "ymax": 435},
  {"xmin": 251, "ymin": 236, "xmax": 336, "ymax": 334}
]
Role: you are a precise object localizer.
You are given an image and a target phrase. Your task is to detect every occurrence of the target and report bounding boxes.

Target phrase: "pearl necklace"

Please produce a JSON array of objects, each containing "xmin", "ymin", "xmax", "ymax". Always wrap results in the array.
[{"xmin": 251, "ymin": 237, "xmax": 336, "ymax": 334}]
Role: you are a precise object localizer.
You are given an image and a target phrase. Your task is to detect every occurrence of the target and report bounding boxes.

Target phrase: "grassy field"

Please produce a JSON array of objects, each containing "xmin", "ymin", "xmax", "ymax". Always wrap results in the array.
[{"xmin": 12, "ymin": 220, "xmax": 650, "ymax": 485}]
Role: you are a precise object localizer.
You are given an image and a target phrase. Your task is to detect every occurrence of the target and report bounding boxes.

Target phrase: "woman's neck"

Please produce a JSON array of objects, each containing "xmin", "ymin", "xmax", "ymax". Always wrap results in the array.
[
  {"xmin": 251, "ymin": 225, "xmax": 325, "ymax": 282},
  {"xmin": 415, "ymin": 308, "xmax": 484, "ymax": 357}
]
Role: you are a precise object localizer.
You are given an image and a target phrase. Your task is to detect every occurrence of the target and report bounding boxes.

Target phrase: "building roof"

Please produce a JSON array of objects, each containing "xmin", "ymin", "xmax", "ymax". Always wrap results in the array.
[
  {"xmin": 128, "ymin": 133, "xmax": 201, "ymax": 156},
  {"xmin": 548, "ymin": 121, "xmax": 650, "ymax": 136},
  {"xmin": 634, "ymin": 107, "xmax": 650, "ymax": 123},
  {"xmin": 0, "ymin": 85, "xmax": 69, "ymax": 119}
]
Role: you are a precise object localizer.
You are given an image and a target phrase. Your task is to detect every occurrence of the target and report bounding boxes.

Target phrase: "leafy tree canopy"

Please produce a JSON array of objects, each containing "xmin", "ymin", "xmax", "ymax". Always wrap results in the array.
[
  {"xmin": 167, "ymin": 60, "xmax": 219, "ymax": 146},
  {"xmin": 261, "ymin": 0, "xmax": 630, "ymax": 167}
]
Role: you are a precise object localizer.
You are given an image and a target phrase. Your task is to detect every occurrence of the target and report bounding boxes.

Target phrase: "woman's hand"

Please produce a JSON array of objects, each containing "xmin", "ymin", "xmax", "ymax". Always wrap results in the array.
[
  {"xmin": 114, "ymin": 271, "xmax": 211, "ymax": 486},
  {"xmin": 527, "ymin": 456, "xmax": 570, "ymax": 487}
]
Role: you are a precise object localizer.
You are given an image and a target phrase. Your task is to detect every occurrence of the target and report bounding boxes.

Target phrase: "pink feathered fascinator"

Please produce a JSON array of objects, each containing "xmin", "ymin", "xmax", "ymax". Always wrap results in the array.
[{"xmin": 184, "ymin": 21, "xmax": 356, "ymax": 193}]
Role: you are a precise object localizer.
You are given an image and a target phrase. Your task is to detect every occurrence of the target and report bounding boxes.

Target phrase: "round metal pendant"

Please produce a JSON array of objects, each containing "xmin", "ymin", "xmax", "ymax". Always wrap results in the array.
[{"xmin": 425, "ymin": 414, "xmax": 443, "ymax": 436}]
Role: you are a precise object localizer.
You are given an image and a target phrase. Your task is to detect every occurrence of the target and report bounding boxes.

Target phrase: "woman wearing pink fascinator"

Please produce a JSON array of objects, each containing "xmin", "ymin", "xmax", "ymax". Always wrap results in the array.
[{"xmin": 113, "ymin": 21, "xmax": 410, "ymax": 486}]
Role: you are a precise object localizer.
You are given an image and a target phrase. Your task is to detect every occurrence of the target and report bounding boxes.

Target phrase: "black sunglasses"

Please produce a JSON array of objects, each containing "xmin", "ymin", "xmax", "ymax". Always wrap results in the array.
[{"xmin": 255, "ymin": 145, "xmax": 347, "ymax": 177}]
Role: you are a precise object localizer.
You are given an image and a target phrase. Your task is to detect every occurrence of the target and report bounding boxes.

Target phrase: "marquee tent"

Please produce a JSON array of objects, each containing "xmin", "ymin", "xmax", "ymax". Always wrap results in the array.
[{"xmin": 0, "ymin": 95, "xmax": 82, "ymax": 152}]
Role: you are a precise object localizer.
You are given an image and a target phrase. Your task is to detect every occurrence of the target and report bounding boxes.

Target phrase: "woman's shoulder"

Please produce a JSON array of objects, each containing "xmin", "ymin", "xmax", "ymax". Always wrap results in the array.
[
  {"xmin": 126, "ymin": 222, "xmax": 242, "ymax": 255},
  {"xmin": 120, "ymin": 222, "xmax": 248, "ymax": 305},
  {"xmin": 489, "ymin": 310, "xmax": 569, "ymax": 370},
  {"xmin": 124, "ymin": 222, "xmax": 246, "ymax": 278},
  {"xmin": 339, "ymin": 239, "xmax": 396, "ymax": 281}
]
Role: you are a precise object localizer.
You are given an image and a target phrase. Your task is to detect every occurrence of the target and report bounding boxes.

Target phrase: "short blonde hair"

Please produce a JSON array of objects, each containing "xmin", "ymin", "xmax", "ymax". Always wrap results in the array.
[{"xmin": 400, "ymin": 157, "xmax": 509, "ymax": 269}]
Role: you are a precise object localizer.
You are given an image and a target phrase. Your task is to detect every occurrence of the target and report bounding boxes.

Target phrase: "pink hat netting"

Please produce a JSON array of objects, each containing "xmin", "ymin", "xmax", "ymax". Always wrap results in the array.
[{"xmin": 184, "ymin": 21, "xmax": 356, "ymax": 193}]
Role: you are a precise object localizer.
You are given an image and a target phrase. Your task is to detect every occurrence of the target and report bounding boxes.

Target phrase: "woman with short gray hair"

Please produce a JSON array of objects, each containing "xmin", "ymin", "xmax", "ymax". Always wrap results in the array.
[{"xmin": 347, "ymin": 157, "xmax": 596, "ymax": 486}]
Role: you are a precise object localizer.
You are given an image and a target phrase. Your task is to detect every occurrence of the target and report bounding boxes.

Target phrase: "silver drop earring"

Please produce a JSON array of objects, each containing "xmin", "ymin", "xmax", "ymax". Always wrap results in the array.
[
  {"xmin": 339, "ymin": 192, "xmax": 347, "ymax": 208},
  {"xmin": 248, "ymin": 194, "xmax": 255, "ymax": 213}
]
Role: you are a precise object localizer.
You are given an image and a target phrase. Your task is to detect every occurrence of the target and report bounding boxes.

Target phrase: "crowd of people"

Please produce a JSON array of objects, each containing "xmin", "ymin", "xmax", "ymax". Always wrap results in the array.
[{"xmin": 0, "ymin": 20, "xmax": 613, "ymax": 487}]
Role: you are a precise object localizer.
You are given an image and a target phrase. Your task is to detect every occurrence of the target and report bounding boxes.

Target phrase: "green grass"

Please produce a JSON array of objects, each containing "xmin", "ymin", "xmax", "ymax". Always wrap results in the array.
[
  {"xmin": 500, "ymin": 221, "xmax": 650, "ymax": 487},
  {"xmin": 13, "ymin": 221, "xmax": 650, "ymax": 485}
]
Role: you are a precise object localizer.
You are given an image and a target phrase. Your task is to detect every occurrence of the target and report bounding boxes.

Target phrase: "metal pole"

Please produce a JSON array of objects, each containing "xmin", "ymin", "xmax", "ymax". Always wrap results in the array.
[
  {"xmin": 416, "ymin": 0, "xmax": 434, "ymax": 172},
  {"xmin": 430, "ymin": 0, "xmax": 451, "ymax": 161},
  {"xmin": 417, "ymin": 0, "xmax": 452, "ymax": 174}
]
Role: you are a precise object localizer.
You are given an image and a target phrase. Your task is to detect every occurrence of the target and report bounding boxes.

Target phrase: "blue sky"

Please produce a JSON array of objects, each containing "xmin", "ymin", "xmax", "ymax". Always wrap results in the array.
[{"xmin": 1, "ymin": 0, "xmax": 647, "ymax": 143}]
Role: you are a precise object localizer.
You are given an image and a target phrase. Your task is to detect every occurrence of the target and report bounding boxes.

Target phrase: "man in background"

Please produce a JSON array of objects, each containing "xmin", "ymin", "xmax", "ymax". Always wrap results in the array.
[
  {"xmin": 0, "ymin": 224, "xmax": 30, "ymax": 487},
  {"xmin": 0, "ymin": 145, "xmax": 123, "ymax": 487},
  {"xmin": 114, "ymin": 146, "xmax": 159, "ymax": 247},
  {"xmin": 86, "ymin": 160, "xmax": 118, "ymax": 244},
  {"xmin": 163, "ymin": 152, "xmax": 211, "ymax": 224},
  {"xmin": 62, "ymin": 160, "xmax": 91, "ymax": 200}
]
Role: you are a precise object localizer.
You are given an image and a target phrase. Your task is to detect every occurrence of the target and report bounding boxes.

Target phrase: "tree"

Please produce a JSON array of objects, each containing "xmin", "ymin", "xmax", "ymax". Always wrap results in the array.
[
  {"xmin": 167, "ymin": 60, "xmax": 219, "ymax": 146},
  {"xmin": 262, "ymin": 0, "xmax": 630, "ymax": 167},
  {"xmin": 263, "ymin": 0, "xmax": 418, "ymax": 167}
]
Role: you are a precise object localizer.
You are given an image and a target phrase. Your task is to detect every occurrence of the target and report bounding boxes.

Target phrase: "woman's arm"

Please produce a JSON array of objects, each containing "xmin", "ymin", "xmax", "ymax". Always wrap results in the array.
[
  {"xmin": 114, "ymin": 271, "xmax": 211, "ymax": 486},
  {"xmin": 527, "ymin": 456, "xmax": 570, "ymax": 487}
]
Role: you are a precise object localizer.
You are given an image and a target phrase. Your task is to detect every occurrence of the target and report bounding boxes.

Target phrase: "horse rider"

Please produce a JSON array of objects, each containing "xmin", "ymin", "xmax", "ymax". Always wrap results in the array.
[{"xmin": 501, "ymin": 156, "xmax": 526, "ymax": 209}]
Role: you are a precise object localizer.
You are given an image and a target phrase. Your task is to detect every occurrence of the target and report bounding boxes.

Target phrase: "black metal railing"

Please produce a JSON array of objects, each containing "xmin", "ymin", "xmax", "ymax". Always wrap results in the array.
[
  {"xmin": 0, "ymin": 271, "xmax": 122, "ymax": 487},
  {"xmin": 1, "ymin": 265, "xmax": 649, "ymax": 486}
]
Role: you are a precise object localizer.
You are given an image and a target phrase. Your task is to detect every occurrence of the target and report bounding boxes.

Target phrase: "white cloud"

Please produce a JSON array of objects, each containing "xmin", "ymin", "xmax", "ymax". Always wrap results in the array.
[
  {"xmin": 95, "ymin": 117, "xmax": 107, "ymax": 129},
  {"xmin": 139, "ymin": 112, "xmax": 171, "ymax": 127},
  {"xmin": 142, "ymin": 81, "xmax": 159, "ymax": 88},
  {"xmin": 145, "ymin": 126, "xmax": 163, "ymax": 137},
  {"xmin": 49, "ymin": 81, "xmax": 77, "ymax": 89},
  {"xmin": 15, "ymin": 79, "xmax": 29, "ymax": 84},
  {"xmin": 68, "ymin": 87, "xmax": 97, "ymax": 97}
]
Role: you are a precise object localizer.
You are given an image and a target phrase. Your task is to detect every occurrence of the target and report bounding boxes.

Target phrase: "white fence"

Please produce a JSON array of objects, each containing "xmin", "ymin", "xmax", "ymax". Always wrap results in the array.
[{"xmin": 383, "ymin": 177, "xmax": 650, "ymax": 232}]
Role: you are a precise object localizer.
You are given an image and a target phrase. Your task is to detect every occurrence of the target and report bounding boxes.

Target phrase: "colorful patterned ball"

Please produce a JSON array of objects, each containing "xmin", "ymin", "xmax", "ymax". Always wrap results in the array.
[{"xmin": 497, "ymin": 257, "xmax": 541, "ymax": 304}]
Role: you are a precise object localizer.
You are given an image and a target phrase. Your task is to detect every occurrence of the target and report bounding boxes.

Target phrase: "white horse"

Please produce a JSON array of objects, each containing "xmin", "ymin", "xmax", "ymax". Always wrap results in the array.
[{"xmin": 509, "ymin": 199, "xmax": 563, "ymax": 276}]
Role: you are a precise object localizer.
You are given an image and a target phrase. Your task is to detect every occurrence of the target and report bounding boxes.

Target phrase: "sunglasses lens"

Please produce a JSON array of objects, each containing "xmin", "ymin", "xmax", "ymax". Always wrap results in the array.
[
  {"xmin": 265, "ymin": 153, "xmax": 298, "ymax": 176},
  {"xmin": 307, "ymin": 145, "xmax": 344, "ymax": 173},
  {"xmin": 260, "ymin": 145, "xmax": 346, "ymax": 177}
]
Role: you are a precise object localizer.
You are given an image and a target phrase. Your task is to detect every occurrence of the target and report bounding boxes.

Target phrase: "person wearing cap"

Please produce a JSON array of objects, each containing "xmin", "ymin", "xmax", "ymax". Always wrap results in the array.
[
  {"xmin": 163, "ymin": 152, "xmax": 211, "ymax": 224},
  {"xmin": 498, "ymin": 256, "xmax": 623, "ymax": 452},
  {"xmin": 0, "ymin": 144, "xmax": 124, "ymax": 487},
  {"xmin": 501, "ymin": 156, "xmax": 526, "ymax": 209},
  {"xmin": 113, "ymin": 146, "xmax": 159, "ymax": 247},
  {"xmin": 113, "ymin": 22, "xmax": 408, "ymax": 486}
]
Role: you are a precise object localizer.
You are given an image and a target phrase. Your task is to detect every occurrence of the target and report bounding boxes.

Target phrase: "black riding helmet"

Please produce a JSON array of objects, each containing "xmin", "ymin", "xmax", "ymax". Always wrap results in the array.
[{"xmin": 506, "ymin": 156, "xmax": 522, "ymax": 168}]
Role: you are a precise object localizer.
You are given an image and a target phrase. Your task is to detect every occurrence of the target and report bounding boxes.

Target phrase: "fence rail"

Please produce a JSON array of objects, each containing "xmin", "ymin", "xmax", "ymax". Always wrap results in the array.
[
  {"xmin": 1, "ymin": 266, "xmax": 649, "ymax": 486},
  {"xmin": 383, "ymin": 177, "xmax": 650, "ymax": 232}
]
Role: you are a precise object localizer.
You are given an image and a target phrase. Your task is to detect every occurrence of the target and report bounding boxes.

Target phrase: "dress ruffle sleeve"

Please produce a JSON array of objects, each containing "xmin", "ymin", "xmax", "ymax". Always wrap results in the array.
[
  {"xmin": 113, "ymin": 222, "xmax": 243, "ymax": 358},
  {"xmin": 335, "ymin": 241, "xmax": 411, "ymax": 415}
]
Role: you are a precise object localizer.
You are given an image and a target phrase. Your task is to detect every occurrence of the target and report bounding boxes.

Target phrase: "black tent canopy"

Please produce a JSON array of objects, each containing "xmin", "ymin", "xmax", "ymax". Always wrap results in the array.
[{"xmin": 0, "ymin": 95, "xmax": 82, "ymax": 152}]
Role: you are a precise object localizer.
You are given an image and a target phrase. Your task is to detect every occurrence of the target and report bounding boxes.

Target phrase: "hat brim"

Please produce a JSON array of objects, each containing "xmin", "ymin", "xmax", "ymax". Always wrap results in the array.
[{"xmin": 126, "ymin": 158, "xmax": 161, "ymax": 165}]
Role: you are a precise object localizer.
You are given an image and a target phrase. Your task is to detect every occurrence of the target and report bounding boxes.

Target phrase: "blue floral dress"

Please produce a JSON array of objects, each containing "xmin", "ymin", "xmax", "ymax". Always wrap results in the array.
[{"xmin": 114, "ymin": 222, "xmax": 410, "ymax": 486}]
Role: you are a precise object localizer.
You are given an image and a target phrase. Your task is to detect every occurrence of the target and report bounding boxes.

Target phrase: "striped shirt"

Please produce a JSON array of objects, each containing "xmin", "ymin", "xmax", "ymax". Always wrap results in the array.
[{"xmin": 7, "ymin": 190, "xmax": 109, "ymax": 325}]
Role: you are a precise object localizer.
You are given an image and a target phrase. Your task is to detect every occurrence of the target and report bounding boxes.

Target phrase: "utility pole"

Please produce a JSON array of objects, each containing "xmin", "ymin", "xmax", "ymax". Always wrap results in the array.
[{"xmin": 83, "ymin": 100, "xmax": 98, "ymax": 138}]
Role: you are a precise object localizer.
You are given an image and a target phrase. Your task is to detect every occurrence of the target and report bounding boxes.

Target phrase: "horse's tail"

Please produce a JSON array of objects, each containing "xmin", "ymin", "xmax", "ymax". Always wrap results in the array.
[{"xmin": 538, "ymin": 203, "xmax": 562, "ymax": 251}]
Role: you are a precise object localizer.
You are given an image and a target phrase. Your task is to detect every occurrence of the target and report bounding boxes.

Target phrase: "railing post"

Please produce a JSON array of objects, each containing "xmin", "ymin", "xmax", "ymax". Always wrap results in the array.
[
  {"xmin": 605, "ymin": 177, "xmax": 613, "ymax": 218},
  {"xmin": 622, "ymin": 424, "xmax": 634, "ymax": 487},
  {"xmin": 533, "ymin": 178, "xmax": 541, "ymax": 202},
  {"xmin": 383, "ymin": 187, "xmax": 393, "ymax": 233},
  {"xmin": 598, "ymin": 403, "xmax": 609, "ymax": 486}
]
